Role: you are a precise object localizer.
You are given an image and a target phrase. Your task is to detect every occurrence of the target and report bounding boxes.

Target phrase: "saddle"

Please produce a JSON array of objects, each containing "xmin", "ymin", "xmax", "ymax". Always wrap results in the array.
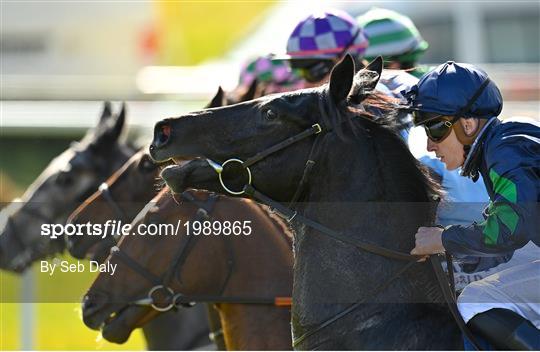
[{"xmin": 437, "ymin": 255, "xmax": 540, "ymax": 350}]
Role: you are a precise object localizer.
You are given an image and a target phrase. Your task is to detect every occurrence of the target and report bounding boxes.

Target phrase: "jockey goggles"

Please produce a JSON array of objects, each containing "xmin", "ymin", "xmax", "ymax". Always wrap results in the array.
[
  {"xmin": 411, "ymin": 77, "xmax": 494, "ymax": 143},
  {"xmin": 291, "ymin": 59, "xmax": 336, "ymax": 83},
  {"xmin": 291, "ymin": 29, "xmax": 362, "ymax": 83},
  {"xmin": 413, "ymin": 112, "xmax": 457, "ymax": 143}
]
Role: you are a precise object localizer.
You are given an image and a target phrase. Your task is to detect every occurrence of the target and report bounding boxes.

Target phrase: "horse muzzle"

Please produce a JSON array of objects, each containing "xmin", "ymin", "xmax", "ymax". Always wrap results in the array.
[
  {"xmin": 81, "ymin": 291, "xmax": 110, "ymax": 330},
  {"xmin": 149, "ymin": 120, "xmax": 174, "ymax": 161}
]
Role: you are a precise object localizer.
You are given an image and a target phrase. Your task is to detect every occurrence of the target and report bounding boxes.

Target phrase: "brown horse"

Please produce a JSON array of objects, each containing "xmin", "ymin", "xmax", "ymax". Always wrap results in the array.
[
  {"xmin": 67, "ymin": 150, "xmax": 217, "ymax": 350},
  {"xmin": 81, "ymin": 189, "xmax": 294, "ymax": 350},
  {"xmin": 66, "ymin": 85, "xmax": 268, "ymax": 350}
]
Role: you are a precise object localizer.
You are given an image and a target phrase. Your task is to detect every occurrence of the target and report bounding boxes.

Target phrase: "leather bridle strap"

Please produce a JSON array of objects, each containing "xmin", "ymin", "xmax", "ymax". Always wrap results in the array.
[
  {"xmin": 111, "ymin": 245, "xmax": 162, "ymax": 286},
  {"xmin": 109, "ymin": 191, "xmax": 292, "ymax": 310},
  {"xmin": 244, "ymin": 184, "xmax": 418, "ymax": 262},
  {"xmin": 288, "ymin": 131, "xmax": 324, "ymax": 208},
  {"xmin": 7, "ymin": 205, "xmax": 58, "ymax": 252},
  {"xmin": 430, "ymin": 254, "xmax": 482, "ymax": 350},
  {"xmin": 242, "ymin": 124, "xmax": 322, "ymax": 168},
  {"xmin": 248, "ymin": 182, "xmax": 481, "ymax": 349},
  {"xmin": 98, "ymin": 183, "xmax": 127, "ymax": 222}
]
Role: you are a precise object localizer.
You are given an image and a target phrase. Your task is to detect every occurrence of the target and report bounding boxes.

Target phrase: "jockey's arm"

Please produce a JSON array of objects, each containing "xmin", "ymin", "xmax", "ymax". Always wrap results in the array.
[{"xmin": 442, "ymin": 139, "xmax": 538, "ymax": 257}]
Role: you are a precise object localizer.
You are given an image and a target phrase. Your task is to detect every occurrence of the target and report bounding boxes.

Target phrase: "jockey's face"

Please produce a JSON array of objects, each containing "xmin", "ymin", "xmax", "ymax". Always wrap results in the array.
[
  {"xmin": 427, "ymin": 125, "xmax": 465, "ymax": 170},
  {"xmin": 291, "ymin": 58, "xmax": 337, "ymax": 88}
]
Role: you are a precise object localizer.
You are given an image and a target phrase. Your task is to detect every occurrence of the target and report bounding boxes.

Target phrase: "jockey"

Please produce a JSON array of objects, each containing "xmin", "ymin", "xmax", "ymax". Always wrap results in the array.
[
  {"xmin": 276, "ymin": 9, "xmax": 418, "ymax": 139},
  {"xmin": 357, "ymin": 7, "xmax": 430, "ymax": 78},
  {"xmin": 406, "ymin": 61, "xmax": 540, "ymax": 350},
  {"xmin": 237, "ymin": 54, "xmax": 305, "ymax": 95},
  {"xmin": 356, "ymin": 8, "xmax": 497, "ymax": 257},
  {"xmin": 274, "ymin": 9, "xmax": 370, "ymax": 87}
]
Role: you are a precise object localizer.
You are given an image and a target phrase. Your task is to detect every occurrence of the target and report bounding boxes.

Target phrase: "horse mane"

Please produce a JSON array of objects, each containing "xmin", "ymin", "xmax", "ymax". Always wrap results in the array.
[{"xmin": 319, "ymin": 87, "xmax": 443, "ymax": 201}]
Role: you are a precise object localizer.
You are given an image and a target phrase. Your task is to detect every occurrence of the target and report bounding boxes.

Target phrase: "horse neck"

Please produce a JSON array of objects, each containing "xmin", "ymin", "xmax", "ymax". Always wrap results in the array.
[
  {"xmin": 304, "ymin": 129, "xmax": 435, "ymax": 251},
  {"xmin": 215, "ymin": 199, "xmax": 293, "ymax": 350},
  {"xmin": 295, "ymin": 131, "xmax": 437, "ymax": 300}
]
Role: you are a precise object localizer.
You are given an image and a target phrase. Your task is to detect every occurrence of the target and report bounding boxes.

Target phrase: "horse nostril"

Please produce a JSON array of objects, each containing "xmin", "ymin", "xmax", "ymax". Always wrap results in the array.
[
  {"xmin": 82, "ymin": 292, "xmax": 108, "ymax": 319},
  {"xmin": 154, "ymin": 122, "xmax": 171, "ymax": 149}
]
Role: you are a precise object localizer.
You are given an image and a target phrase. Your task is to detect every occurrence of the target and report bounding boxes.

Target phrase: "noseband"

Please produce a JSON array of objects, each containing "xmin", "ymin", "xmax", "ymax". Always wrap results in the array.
[
  {"xmin": 207, "ymin": 123, "xmax": 322, "ymax": 202},
  {"xmin": 109, "ymin": 190, "xmax": 291, "ymax": 312},
  {"xmin": 98, "ymin": 183, "xmax": 128, "ymax": 222},
  {"xmin": 4, "ymin": 202, "xmax": 61, "ymax": 260}
]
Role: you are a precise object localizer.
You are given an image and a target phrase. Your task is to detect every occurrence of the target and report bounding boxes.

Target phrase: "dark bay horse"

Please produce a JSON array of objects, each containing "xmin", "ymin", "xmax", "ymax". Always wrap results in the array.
[
  {"xmin": 0, "ymin": 103, "xmax": 209, "ymax": 351},
  {"xmin": 0, "ymin": 102, "xmax": 136, "ymax": 272},
  {"xmin": 81, "ymin": 189, "xmax": 294, "ymax": 350},
  {"xmin": 149, "ymin": 56, "xmax": 462, "ymax": 349}
]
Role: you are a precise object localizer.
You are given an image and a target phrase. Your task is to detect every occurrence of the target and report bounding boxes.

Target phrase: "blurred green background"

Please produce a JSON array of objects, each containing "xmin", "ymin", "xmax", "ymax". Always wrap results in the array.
[
  {"xmin": 0, "ymin": 134, "xmax": 147, "ymax": 350},
  {"xmin": 0, "ymin": 1, "xmax": 276, "ymax": 349}
]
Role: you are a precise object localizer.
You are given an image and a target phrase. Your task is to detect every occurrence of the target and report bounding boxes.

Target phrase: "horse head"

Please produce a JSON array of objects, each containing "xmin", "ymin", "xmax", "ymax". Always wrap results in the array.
[
  {"xmin": 81, "ymin": 190, "xmax": 293, "ymax": 346},
  {"xmin": 0, "ymin": 102, "xmax": 135, "ymax": 272},
  {"xmin": 152, "ymin": 55, "xmax": 388, "ymax": 201},
  {"xmin": 66, "ymin": 150, "xmax": 162, "ymax": 262}
]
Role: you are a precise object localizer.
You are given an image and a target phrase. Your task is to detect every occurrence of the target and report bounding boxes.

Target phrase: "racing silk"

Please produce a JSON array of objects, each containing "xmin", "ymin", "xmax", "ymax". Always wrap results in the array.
[
  {"xmin": 377, "ymin": 69, "xmax": 418, "ymax": 140},
  {"xmin": 442, "ymin": 117, "xmax": 540, "ymax": 256},
  {"xmin": 418, "ymin": 155, "xmax": 489, "ymax": 226}
]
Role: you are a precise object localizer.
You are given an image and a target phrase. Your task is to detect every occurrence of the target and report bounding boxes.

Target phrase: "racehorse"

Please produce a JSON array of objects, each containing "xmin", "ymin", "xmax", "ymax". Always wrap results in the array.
[
  {"xmin": 150, "ymin": 55, "xmax": 463, "ymax": 349},
  {"xmin": 65, "ymin": 84, "xmax": 247, "ymax": 263},
  {"xmin": 0, "ymin": 102, "xmax": 135, "ymax": 272},
  {"xmin": 67, "ymin": 150, "xmax": 215, "ymax": 350},
  {"xmin": 0, "ymin": 102, "xmax": 211, "ymax": 350},
  {"xmin": 66, "ymin": 85, "xmax": 266, "ymax": 350},
  {"xmin": 81, "ymin": 189, "xmax": 294, "ymax": 350}
]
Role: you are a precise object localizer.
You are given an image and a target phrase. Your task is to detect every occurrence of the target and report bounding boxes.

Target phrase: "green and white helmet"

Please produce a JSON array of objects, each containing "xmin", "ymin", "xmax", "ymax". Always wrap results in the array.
[{"xmin": 357, "ymin": 8, "xmax": 428, "ymax": 64}]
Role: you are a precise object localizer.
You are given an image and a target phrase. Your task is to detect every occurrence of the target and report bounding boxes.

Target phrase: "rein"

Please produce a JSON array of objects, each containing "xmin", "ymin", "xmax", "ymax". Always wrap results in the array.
[
  {"xmin": 98, "ymin": 182, "xmax": 128, "ymax": 222},
  {"xmin": 109, "ymin": 190, "xmax": 292, "ymax": 312},
  {"xmin": 205, "ymin": 117, "xmax": 482, "ymax": 349}
]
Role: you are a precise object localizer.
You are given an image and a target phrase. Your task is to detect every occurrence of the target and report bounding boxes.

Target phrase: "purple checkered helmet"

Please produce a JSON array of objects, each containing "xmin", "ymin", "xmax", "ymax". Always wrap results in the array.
[{"xmin": 284, "ymin": 9, "xmax": 369, "ymax": 60}]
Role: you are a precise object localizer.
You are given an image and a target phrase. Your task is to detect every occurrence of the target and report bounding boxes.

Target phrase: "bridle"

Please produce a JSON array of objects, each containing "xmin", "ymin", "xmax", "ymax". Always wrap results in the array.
[
  {"xmin": 98, "ymin": 182, "xmax": 128, "ymax": 222},
  {"xmin": 4, "ymin": 201, "xmax": 61, "ymax": 257},
  {"xmin": 109, "ymin": 190, "xmax": 292, "ymax": 313},
  {"xmin": 204, "ymin": 111, "xmax": 482, "ymax": 349}
]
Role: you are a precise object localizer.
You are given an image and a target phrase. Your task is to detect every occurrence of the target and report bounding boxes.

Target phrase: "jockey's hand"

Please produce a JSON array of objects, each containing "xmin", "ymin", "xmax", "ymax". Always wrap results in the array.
[{"xmin": 410, "ymin": 227, "xmax": 445, "ymax": 258}]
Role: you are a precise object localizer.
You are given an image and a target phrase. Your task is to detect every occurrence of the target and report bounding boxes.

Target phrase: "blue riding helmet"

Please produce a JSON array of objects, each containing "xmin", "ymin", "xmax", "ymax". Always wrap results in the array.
[{"xmin": 405, "ymin": 61, "xmax": 503, "ymax": 125}]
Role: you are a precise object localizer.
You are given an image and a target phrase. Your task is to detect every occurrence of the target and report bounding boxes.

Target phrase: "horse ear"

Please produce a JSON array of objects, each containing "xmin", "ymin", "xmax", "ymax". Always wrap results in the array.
[
  {"xmin": 205, "ymin": 86, "xmax": 225, "ymax": 108},
  {"xmin": 110, "ymin": 102, "xmax": 126, "ymax": 141},
  {"xmin": 363, "ymin": 56, "xmax": 383, "ymax": 91},
  {"xmin": 239, "ymin": 78, "xmax": 258, "ymax": 102},
  {"xmin": 349, "ymin": 56, "xmax": 383, "ymax": 103},
  {"xmin": 91, "ymin": 103, "xmax": 126, "ymax": 150},
  {"xmin": 99, "ymin": 101, "xmax": 112, "ymax": 121},
  {"xmin": 329, "ymin": 54, "xmax": 355, "ymax": 103},
  {"xmin": 365, "ymin": 56, "xmax": 383, "ymax": 76}
]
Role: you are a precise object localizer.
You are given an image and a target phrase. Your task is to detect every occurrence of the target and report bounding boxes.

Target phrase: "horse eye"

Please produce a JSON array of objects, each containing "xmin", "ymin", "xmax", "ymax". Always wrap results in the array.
[
  {"xmin": 265, "ymin": 109, "xmax": 278, "ymax": 120},
  {"xmin": 56, "ymin": 171, "xmax": 73, "ymax": 186}
]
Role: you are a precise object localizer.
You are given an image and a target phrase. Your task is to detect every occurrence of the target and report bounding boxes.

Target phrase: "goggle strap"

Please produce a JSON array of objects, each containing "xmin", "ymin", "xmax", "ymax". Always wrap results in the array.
[{"xmin": 456, "ymin": 77, "xmax": 491, "ymax": 117}]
